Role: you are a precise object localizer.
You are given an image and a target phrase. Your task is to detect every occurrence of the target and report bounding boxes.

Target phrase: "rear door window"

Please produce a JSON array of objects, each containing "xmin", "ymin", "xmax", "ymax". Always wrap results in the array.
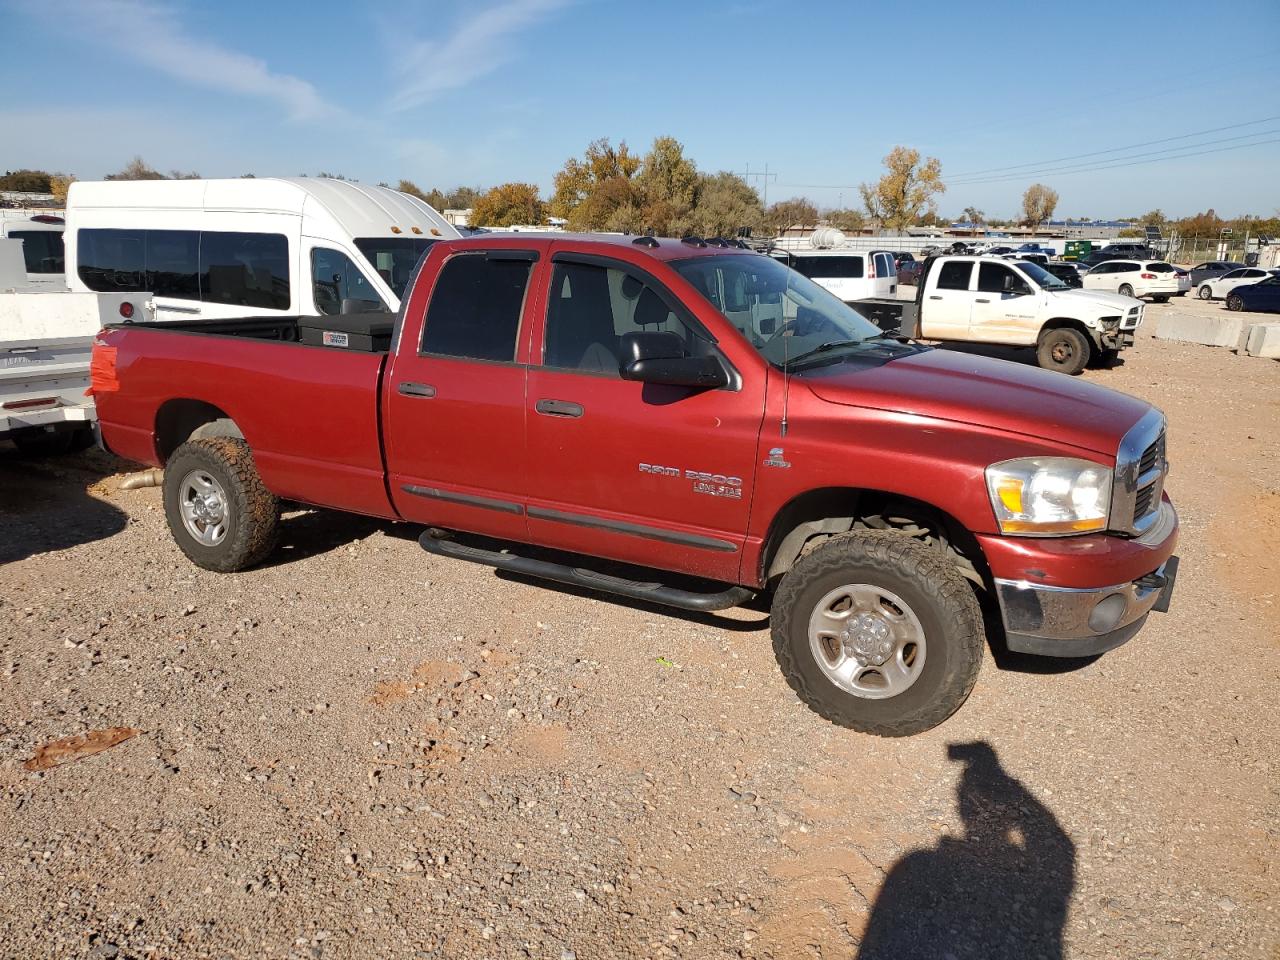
[
  {"xmin": 874, "ymin": 253, "xmax": 895, "ymax": 279},
  {"xmin": 199, "ymin": 232, "xmax": 290, "ymax": 309},
  {"xmin": 935, "ymin": 261, "xmax": 974, "ymax": 290},
  {"xmin": 421, "ymin": 253, "xmax": 533, "ymax": 362}
]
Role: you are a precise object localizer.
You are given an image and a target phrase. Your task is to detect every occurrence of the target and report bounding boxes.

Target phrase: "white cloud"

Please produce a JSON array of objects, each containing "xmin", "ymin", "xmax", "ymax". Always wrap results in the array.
[
  {"xmin": 48, "ymin": 0, "xmax": 332, "ymax": 121},
  {"xmin": 387, "ymin": 0, "xmax": 569, "ymax": 113}
]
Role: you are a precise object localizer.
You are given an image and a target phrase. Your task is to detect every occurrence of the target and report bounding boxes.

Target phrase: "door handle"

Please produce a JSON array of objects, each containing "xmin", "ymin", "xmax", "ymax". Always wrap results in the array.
[
  {"xmin": 975, "ymin": 298, "xmax": 990, "ymax": 303},
  {"xmin": 535, "ymin": 399, "xmax": 584, "ymax": 418},
  {"xmin": 398, "ymin": 382, "xmax": 436, "ymax": 398},
  {"xmin": 928, "ymin": 295, "xmax": 943, "ymax": 300}
]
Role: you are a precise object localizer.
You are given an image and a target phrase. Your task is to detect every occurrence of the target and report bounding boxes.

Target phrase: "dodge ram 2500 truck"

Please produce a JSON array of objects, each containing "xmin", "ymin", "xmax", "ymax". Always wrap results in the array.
[
  {"xmin": 854, "ymin": 255, "xmax": 1144, "ymax": 375},
  {"xmin": 92, "ymin": 234, "xmax": 1179, "ymax": 736}
]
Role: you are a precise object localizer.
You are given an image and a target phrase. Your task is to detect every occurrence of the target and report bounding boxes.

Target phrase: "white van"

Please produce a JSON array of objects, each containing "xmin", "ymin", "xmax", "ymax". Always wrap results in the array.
[
  {"xmin": 1, "ymin": 213, "xmax": 65, "ymax": 286},
  {"xmin": 65, "ymin": 178, "xmax": 461, "ymax": 322},
  {"xmin": 771, "ymin": 249, "xmax": 896, "ymax": 302}
]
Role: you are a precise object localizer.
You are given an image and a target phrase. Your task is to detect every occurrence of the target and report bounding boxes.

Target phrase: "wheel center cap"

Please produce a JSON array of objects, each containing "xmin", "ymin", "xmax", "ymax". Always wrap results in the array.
[{"xmin": 842, "ymin": 613, "xmax": 894, "ymax": 666}]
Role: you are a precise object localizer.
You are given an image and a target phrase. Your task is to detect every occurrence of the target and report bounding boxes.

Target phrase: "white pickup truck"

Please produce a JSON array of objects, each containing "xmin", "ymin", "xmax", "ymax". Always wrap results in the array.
[
  {"xmin": 853, "ymin": 255, "xmax": 1143, "ymax": 375},
  {"xmin": 1, "ymin": 238, "xmax": 152, "ymax": 455}
]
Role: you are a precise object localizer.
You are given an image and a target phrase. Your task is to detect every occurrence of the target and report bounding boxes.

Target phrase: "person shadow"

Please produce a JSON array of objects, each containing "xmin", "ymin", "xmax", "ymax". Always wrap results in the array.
[{"xmin": 856, "ymin": 741, "xmax": 1075, "ymax": 960}]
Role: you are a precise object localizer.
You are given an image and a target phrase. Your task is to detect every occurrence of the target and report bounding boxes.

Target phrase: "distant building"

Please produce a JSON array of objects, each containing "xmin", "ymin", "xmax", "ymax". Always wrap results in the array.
[{"xmin": 441, "ymin": 208, "xmax": 471, "ymax": 227}]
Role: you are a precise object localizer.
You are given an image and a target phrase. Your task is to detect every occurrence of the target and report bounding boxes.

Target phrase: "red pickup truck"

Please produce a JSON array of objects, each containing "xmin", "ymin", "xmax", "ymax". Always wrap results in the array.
[{"xmin": 92, "ymin": 234, "xmax": 1178, "ymax": 736}]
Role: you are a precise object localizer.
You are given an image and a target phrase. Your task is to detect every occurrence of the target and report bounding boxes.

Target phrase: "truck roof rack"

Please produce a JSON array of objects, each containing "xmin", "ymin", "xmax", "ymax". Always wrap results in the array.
[
  {"xmin": 632, "ymin": 236, "xmax": 659, "ymax": 248},
  {"xmin": 680, "ymin": 236, "xmax": 708, "ymax": 248}
]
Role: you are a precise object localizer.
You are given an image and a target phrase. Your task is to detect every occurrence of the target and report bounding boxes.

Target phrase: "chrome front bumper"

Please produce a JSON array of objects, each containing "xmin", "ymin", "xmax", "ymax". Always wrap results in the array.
[{"xmin": 994, "ymin": 556, "xmax": 1177, "ymax": 658}]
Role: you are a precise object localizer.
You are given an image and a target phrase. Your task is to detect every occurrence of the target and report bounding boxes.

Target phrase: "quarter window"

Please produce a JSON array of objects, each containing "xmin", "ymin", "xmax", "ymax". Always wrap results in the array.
[
  {"xmin": 935, "ymin": 261, "xmax": 973, "ymax": 290},
  {"xmin": 421, "ymin": 254, "xmax": 532, "ymax": 362},
  {"xmin": 77, "ymin": 228, "xmax": 145, "ymax": 292},
  {"xmin": 311, "ymin": 247, "xmax": 386, "ymax": 315},
  {"xmin": 544, "ymin": 262, "xmax": 699, "ymax": 375}
]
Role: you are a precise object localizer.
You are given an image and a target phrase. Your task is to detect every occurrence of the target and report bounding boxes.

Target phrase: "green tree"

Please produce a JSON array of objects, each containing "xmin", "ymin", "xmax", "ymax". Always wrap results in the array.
[
  {"xmin": 671, "ymin": 171, "xmax": 765, "ymax": 239},
  {"xmin": 104, "ymin": 156, "xmax": 167, "ymax": 181},
  {"xmin": 766, "ymin": 198, "xmax": 819, "ymax": 235},
  {"xmin": 470, "ymin": 183, "xmax": 546, "ymax": 227},
  {"xmin": 1020, "ymin": 183, "xmax": 1059, "ymax": 233},
  {"xmin": 859, "ymin": 146, "xmax": 945, "ymax": 232},
  {"xmin": 636, "ymin": 136, "xmax": 698, "ymax": 234},
  {"xmin": 550, "ymin": 137, "xmax": 642, "ymax": 230},
  {"xmin": 0, "ymin": 169, "xmax": 54, "ymax": 192},
  {"xmin": 825, "ymin": 208, "xmax": 866, "ymax": 233}
]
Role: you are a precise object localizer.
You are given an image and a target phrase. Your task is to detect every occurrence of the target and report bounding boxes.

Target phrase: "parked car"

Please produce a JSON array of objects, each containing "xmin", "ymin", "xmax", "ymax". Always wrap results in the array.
[
  {"xmin": 1197, "ymin": 267, "xmax": 1280, "ymax": 301},
  {"xmin": 1188, "ymin": 260, "xmax": 1244, "ymax": 287},
  {"xmin": 92, "ymin": 234, "xmax": 1178, "ymax": 737},
  {"xmin": 897, "ymin": 259, "xmax": 924, "ymax": 285},
  {"xmin": 66, "ymin": 177, "xmax": 461, "ymax": 321},
  {"xmin": 852, "ymin": 255, "xmax": 1143, "ymax": 374},
  {"xmin": 772, "ymin": 249, "xmax": 897, "ymax": 301},
  {"xmin": 1039, "ymin": 260, "xmax": 1084, "ymax": 288},
  {"xmin": 1226, "ymin": 271, "xmax": 1280, "ymax": 313},
  {"xmin": 1080, "ymin": 245, "xmax": 1157, "ymax": 269},
  {"xmin": 1006, "ymin": 252, "xmax": 1049, "ymax": 267},
  {"xmin": 1083, "ymin": 260, "xmax": 1189, "ymax": 302}
]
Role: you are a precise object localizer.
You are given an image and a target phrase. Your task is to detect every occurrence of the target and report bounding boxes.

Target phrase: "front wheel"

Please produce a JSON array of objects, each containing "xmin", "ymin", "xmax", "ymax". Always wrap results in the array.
[
  {"xmin": 163, "ymin": 437, "xmax": 280, "ymax": 572},
  {"xmin": 1226, "ymin": 294, "xmax": 1244, "ymax": 312},
  {"xmin": 1198, "ymin": 285, "xmax": 1213, "ymax": 300},
  {"xmin": 771, "ymin": 531, "xmax": 984, "ymax": 737},
  {"xmin": 1036, "ymin": 327, "xmax": 1091, "ymax": 375},
  {"xmin": 1118, "ymin": 283, "xmax": 1135, "ymax": 298}
]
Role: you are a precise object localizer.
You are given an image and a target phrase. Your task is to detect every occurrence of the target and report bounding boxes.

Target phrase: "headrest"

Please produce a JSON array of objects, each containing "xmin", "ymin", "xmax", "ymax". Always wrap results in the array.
[
  {"xmin": 635, "ymin": 288, "xmax": 671, "ymax": 327},
  {"xmin": 621, "ymin": 274, "xmax": 644, "ymax": 300}
]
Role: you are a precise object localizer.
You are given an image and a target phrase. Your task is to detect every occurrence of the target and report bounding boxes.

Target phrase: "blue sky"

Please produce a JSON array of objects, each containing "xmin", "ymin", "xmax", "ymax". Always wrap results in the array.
[{"xmin": 2, "ymin": 0, "xmax": 1278, "ymax": 218}]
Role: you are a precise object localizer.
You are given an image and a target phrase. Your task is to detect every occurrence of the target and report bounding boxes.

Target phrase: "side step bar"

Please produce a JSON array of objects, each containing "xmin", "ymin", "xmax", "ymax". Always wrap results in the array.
[{"xmin": 419, "ymin": 532, "xmax": 755, "ymax": 612}]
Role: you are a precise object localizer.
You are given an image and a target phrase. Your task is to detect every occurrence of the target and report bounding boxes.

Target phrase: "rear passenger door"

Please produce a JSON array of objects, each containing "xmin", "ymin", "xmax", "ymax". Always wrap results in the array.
[
  {"xmin": 522, "ymin": 252, "xmax": 762, "ymax": 583},
  {"xmin": 384, "ymin": 249, "xmax": 539, "ymax": 541},
  {"xmin": 920, "ymin": 259, "xmax": 976, "ymax": 340}
]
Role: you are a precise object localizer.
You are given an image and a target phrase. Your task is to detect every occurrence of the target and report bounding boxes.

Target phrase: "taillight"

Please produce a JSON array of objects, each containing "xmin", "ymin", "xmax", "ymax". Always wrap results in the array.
[
  {"xmin": 868, "ymin": 260, "xmax": 876, "ymax": 278},
  {"xmin": 1140, "ymin": 273, "xmax": 1157, "ymax": 279},
  {"xmin": 87, "ymin": 344, "xmax": 120, "ymax": 396},
  {"xmin": 3, "ymin": 397, "xmax": 58, "ymax": 410},
  {"xmin": 119, "ymin": 301, "xmax": 134, "ymax": 319}
]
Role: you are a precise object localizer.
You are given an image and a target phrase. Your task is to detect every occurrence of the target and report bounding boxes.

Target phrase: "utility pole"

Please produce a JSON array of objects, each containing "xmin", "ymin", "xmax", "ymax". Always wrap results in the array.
[{"xmin": 739, "ymin": 162, "xmax": 778, "ymax": 209}]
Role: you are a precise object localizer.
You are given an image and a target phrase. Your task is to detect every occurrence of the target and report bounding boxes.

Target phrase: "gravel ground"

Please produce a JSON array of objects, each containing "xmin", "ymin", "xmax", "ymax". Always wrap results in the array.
[{"xmin": 1, "ymin": 300, "xmax": 1277, "ymax": 959}]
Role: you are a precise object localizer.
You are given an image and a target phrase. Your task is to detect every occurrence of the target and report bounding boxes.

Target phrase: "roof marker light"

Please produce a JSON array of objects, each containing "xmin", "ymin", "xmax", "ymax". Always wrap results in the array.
[{"xmin": 391, "ymin": 226, "xmax": 402, "ymax": 234}]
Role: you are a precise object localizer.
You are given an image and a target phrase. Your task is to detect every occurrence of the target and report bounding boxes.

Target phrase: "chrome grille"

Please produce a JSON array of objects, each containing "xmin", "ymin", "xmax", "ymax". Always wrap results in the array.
[{"xmin": 1110, "ymin": 410, "xmax": 1168, "ymax": 536}]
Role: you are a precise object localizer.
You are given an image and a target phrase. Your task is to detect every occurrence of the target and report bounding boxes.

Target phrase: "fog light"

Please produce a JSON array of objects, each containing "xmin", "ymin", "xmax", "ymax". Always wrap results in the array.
[{"xmin": 1088, "ymin": 594, "xmax": 1127, "ymax": 633}]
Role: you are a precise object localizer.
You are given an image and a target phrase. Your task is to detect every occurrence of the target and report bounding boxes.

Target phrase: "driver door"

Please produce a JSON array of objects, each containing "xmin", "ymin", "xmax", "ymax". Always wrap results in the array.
[
  {"xmin": 969, "ymin": 261, "xmax": 1038, "ymax": 344},
  {"xmin": 305, "ymin": 242, "xmax": 389, "ymax": 315},
  {"xmin": 522, "ymin": 253, "xmax": 763, "ymax": 582}
]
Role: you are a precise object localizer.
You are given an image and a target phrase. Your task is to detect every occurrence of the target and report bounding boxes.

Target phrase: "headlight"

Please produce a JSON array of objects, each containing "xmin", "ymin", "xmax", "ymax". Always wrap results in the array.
[{"xmin": 985, "ymin": 457, "xmax": 1112, "ymax": 536}]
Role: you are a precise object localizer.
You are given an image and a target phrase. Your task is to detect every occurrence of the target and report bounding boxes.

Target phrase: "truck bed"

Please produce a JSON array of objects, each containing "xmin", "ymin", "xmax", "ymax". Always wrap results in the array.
[{"xmin": 113, "ymin": 312, "xmax": 395, "ymax": 353}]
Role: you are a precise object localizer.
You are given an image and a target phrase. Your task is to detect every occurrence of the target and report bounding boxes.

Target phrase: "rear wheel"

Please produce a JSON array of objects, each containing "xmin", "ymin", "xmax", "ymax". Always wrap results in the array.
[
  {"xmin": 771, "ymin": 531, "xmax": 984, "ymax": 736},
  {"xmin": 1036, "ymin": 327, "xmax": 1091, "ymax": 375},
  {"xmin": 1118, "ymin": 283, "xmax": 1135, "ymax": 297},
  {"xmin": 1199, "ymin": 285, "xmax": 1213, "ymax": 300},
  {"xmin": 1226, "ymin": 294, "xmax": 1245, "ymax": 312},
  {"xmin": 163, "ymin": 437, "xmax": 279, "ymax": 572}
]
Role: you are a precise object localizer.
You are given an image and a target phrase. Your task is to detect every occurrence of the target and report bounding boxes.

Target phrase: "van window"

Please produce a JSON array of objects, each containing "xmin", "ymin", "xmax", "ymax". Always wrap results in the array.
[
  {"xmin": 146, "ymin": 230, "xmax": 199, "ymax": 298},
  {"xmin": 77, "ymin": 228, "xmax": 146, "ymax": 292},
  {"xmin": 874, "ymin": 253, "xmax": 895, "ymax": 279},
  {"xmin": 421, "ymin": 254, "xmax": 532, "ymax": 362},
  {"xmin": 935, "ymin": 261, "xmax": 973, "ymax": 290},
  {"xmin": 9, "ymin": 230, "xmax": 64, "ymax": 274},
  {"xmin": 791, "ymin": 255, "xmax": 863, "ymax": 279},
  {"xmin": 199, "ymin": 232, "xmax": 290, "ymax": 310},
  {"xmin": 354, "ymin": 237, "xmax": 436, "ymax": 300},
  {"xmin": 312, "ymin": 248, "xmax": 387, "ymax": 314}
]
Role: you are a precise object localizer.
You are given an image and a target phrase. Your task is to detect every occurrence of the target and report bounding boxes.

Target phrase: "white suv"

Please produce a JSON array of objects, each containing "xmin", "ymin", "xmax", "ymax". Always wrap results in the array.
[
  {"xmin": 1083, "ymin": 260, "xmax": 1190, "ymax": 302},
  {"xmin": 1196, "ymin": 267, "xmax": 1280, "ymax": 301}
]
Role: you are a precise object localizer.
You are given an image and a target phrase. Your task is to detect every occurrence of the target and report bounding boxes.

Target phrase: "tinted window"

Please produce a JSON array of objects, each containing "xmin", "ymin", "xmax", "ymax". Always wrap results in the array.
[
  {"xmin": 77, "ymin": 228, "xmax": 145, "ymax": 292},
  {"xmin": 1116, "ymin": 262, "xmax": 1139, "ymax": 272},
  {"xmin": 1148, "ymin": 262, "xmax": 1175, "ymax": 273},
  {"xmin": 146, "ymin": 230, "xmax": 199, "ymax": 298},
  {"xmin": 978, "ymin": 263, "xmax": 1029, "ymax": 295},
  {"xmin": 935, "ymin": 261, "xmax": 973, "ymax": 290},
  {"xmin": 199, "ymin": 232, "xmax": 290, "ymax": 309},
  {"xmin": 354, "ymin": 237, "xmax": 437, "ymax": 300},
  {"xmin": 312, "ymin": 247, "xmax": 386, "ymax": 315},
  {"xmin": 874, "ymin": 253, "xmax": 895, "ymax": 278},
  {"xmin": 1222, "ymin": 270, "xmax": 1245, "ymax": 279},
  {"xmin": 545, "ymin": 262, "xmax": 701, "ymax": 375},
  {"xmin": 421, "ymin": 254, "xmax": 531, "ymax": 361},
  {"xmin": 791, "ymin": 255, "xmax": 863, "ymax": 279},
  {"xmin": 9, "ymin": 230, "xmax": 64, "ymax": 274}
]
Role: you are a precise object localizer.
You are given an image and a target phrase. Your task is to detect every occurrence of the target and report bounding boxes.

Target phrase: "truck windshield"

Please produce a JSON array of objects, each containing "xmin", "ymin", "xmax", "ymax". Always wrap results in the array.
[
  {"xmin": 672, "ymin": 254, "xmax": 882, "ymax": 367},
  {"xmin": 1015, "ymin": 261, "xmax": 1070, "ymax": 290},
  {"xmin": 354, "ymin": 237, "xmax": 437, "ymax": 300}
]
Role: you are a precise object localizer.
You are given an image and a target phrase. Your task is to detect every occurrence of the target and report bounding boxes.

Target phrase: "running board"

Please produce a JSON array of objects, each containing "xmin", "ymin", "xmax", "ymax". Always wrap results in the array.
[{"xmin": 419, "ymin": 532, "xmax": 755, "ymax": 612}]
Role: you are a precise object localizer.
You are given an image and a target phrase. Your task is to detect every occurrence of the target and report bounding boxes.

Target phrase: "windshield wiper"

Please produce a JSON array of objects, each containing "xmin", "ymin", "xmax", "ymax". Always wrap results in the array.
[{"xmin": 785, "ymin": 338, "xmax": 868, "ymax": 367}]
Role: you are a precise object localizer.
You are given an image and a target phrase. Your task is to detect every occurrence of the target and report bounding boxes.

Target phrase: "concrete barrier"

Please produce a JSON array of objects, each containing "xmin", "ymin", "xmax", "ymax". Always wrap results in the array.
[
  {"xmin": 1243, "ymin": 321, "xmax": 1280, "ymax": 359},
  {"xmin": 1154, "ymin": 313, "xmax": 1246, "ymax": 349}
]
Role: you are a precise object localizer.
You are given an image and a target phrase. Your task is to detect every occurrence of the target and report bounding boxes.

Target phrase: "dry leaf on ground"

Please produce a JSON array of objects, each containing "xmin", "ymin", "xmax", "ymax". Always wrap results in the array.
[{"xmin": 24, "ymin": 727, "xmax": 141, "ymax": 771}]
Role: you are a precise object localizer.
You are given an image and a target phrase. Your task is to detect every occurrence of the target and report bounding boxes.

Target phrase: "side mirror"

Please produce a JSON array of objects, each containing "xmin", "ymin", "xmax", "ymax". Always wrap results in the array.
[
  {"xmin": 342, "ymin": 297, "xmax": 388, "ymax": 314},
  {"xmin": 618, "ymin": 331, "xmax": 727, "ymax": 388}
]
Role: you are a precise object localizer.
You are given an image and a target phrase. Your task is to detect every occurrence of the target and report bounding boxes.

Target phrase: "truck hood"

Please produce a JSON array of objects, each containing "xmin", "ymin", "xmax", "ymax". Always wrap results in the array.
[
  {"xmin": 802, "ymin": 347, "xmax": 1151, "ymax": 456},
  {"xmin": 1054, "ymin": 288, "xmax": 1139, "ymax": 314}
]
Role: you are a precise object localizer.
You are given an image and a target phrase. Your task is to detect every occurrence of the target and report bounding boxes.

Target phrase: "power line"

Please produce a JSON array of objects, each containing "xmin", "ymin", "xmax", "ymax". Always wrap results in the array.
[
  {"xmin": 948, "ymin": 129, "xmax": 1280, "ymax": 185},
  {"xmin": 946, "ymin": 114, "xmax": 1280, "ymax": 178}
]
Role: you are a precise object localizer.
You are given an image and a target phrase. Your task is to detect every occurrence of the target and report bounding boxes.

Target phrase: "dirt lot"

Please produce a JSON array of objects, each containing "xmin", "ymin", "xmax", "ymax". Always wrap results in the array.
[{"xmin": 2, "ymin": 298, "xmax": 1277, "ymax": 960}]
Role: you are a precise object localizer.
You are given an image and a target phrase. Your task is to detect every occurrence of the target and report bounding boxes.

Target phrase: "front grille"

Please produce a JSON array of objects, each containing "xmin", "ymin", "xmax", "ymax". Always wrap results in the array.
[
  {"xmin": 1111, "ymin": 411, "xmax": 1168, "ymax": 536},
  {"xmin": 1133, "ymin": 484, "xmax": 1156, "ymax": 519},
  {"xmin": 1138, "ymin": 432, "xmax": 1165, "ymax": 476},
  {"xmin": 1131, "ymin": 431, "xmax": 1166, "ymax": 527}
]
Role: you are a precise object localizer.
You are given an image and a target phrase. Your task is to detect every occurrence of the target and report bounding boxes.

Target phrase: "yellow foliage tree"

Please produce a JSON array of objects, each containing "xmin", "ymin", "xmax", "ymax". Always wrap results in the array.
[
  {"xmin": 1021, "ymin": 184, "xmax": 1059, "ymax": 233},
  {"xmin": 50, "ymin": 175, "xmax": 76, "ymax": 206},
  {"xmin": 859, "ymin": 147, "xmax": 945, "ymax": 233},
  {"xmin": 470, "ymin": 183, "xmax": 546, "ymax": 228}
]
